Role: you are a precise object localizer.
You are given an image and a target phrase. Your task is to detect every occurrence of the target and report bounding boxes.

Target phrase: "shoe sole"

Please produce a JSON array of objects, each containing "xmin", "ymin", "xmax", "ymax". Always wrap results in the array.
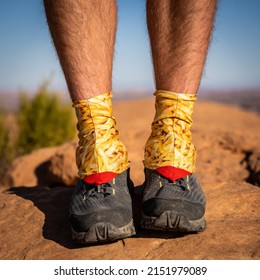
[
  {"xmin": 71, "ymin": 219, "xmax": 136, "ymax": 244},
  {"xmin": 141, "ymin": 210, "xmax": 206, "ymax": 232}
]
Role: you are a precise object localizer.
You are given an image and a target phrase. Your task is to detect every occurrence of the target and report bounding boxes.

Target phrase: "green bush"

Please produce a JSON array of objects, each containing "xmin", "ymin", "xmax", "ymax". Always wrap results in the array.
[
  {"xmin": 17, "ymin": 85, "xmax": 76, "ymax": 155},
  {"xmin": 0, "ymin": 114, "xmax": 14, "ymax": 181}
]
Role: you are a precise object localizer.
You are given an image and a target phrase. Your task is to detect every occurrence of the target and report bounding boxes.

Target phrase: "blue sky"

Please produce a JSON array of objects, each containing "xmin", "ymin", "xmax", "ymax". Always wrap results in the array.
[{"xmin": 0, "ymin": 0, "xmax": 259, "ymax": 95}]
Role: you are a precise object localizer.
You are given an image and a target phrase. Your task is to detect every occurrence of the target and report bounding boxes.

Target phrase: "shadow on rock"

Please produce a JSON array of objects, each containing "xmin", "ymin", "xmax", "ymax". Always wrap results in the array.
[
  {"xmin": 35, "ymin": 160, "xmax": 53, "ymax": 186},
  {"xmin": 9, "ymin": 184, "xmax": 189, "ymax": 249},
  {"xmin": 9, "ymin": 185, "xmax": 78, "ymax": 249}
]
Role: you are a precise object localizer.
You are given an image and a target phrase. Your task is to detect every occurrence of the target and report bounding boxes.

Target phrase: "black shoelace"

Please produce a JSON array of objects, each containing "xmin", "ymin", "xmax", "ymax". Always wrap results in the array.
[
  {"xmin": 82, "ymin": 183, "xmax": 114, "ymax": 200},
  {"xmin": 164, "ymin": 176, "xmax": 191, "ymax": 191}
]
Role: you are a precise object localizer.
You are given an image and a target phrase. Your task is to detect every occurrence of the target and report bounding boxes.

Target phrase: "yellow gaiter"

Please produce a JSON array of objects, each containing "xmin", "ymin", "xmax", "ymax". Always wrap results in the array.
[
  {"xmin": 144, "ymin": 90, "xmax": 197, "ymax": 178},
  {"xmin": 73, "ymin": 92, "xmax": 129, "ymax": 184}
]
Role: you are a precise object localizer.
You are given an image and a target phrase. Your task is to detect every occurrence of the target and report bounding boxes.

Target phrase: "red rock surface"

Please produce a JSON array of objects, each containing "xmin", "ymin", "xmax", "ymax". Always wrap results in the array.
[{"xmin": 0, "ymin": 99, "xmax": 259, "ymax": 259}]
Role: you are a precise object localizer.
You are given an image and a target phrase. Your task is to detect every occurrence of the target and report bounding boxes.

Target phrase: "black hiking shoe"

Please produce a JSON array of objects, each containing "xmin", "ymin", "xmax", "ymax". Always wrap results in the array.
[
  {"xmin": 69, "ymin": 169, "xmax": 136, "ymax": 244},
  {"xmin": 141, "ymin": 169, "xmax": 206, "ymax": 232}
]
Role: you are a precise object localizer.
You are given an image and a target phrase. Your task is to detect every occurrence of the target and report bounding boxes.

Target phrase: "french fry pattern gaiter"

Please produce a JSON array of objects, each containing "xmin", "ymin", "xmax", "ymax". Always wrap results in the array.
[
  {"xmin": 73, "ymin": 92, "xmax": 129, "ymax": 179},
  {"xmin": 144, "ymin": 90, "xmax": 197, "ymax": 173}
]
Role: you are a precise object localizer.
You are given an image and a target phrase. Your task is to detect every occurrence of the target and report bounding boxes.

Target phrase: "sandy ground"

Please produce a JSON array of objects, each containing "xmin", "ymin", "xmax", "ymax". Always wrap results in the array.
[{"xmin": 0, "ymin": 98, "xmax": 259, "ymax": 259}]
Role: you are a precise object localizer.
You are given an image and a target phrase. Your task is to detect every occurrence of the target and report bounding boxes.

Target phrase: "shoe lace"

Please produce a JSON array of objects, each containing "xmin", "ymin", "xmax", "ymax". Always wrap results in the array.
[
  {"xmin": 82, "ymin": 183, "xmax": 115, "ymax": 200},
  {"xmin": 163, "ymin": 176, "xmax": 191, "ymax": 191}
]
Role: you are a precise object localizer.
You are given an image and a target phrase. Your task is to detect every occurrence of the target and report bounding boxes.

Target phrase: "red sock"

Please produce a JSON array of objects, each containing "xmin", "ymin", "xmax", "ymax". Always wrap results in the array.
[
  {"xmin": 156, "ymin": 166, "xmax": 191, "ymax": 182},
  {"xmin": 84, "ymin": 172, "xmax": 117, "ymax": 185}
]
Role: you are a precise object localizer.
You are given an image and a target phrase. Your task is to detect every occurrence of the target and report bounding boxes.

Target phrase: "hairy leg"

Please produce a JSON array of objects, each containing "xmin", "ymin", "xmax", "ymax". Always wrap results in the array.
[
  {"xmin": 146, "ymin": 0, "xmax": 217, "ymax": 93},
  {"xmin": 43, "ymin": 0, "xmax": 117, "ymax": 100},
  {"xmin": 44, "ymin": 1, "xmax": 135, "ymax": 244},
  {"xmin": 142, "ymin": 1, "xmax": 217, "ymax": 232},
  {"xmin": 44, "ymin": 0, "xmax": 128, "ymax": 183}
]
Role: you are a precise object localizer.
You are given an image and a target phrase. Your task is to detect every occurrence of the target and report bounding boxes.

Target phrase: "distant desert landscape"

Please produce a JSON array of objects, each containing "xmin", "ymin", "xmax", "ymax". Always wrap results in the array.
[{"xmin": 0, "ymin": 96, "xmax": 259, "ymax": 259}]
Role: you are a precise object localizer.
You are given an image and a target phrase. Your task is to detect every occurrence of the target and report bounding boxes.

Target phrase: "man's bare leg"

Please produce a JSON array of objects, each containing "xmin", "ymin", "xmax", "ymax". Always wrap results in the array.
[
  {"xmin": 146, "ymin": 0, "xmax": 217, "ymax": 93},
  {"xmin": 44, "ymin": 0, "xmax": 135, "ymax": 244},
  {"xmin": 44, "ymin": 0, "xmax": 117, "ymax": 100},
  {"xmin": 142, "ymin": 0, "xmax": 217, "ymax": 232}
]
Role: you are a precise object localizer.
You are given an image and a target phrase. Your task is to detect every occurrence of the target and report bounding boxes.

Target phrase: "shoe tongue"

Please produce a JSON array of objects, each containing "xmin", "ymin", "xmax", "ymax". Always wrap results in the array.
[
  {"xmin": 156, "ymin": 166, "xmax": 191, "ymax": 182},
  {"xmin": 84, "ymin": 172, "xmax": 117, "ymax": 185}
]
